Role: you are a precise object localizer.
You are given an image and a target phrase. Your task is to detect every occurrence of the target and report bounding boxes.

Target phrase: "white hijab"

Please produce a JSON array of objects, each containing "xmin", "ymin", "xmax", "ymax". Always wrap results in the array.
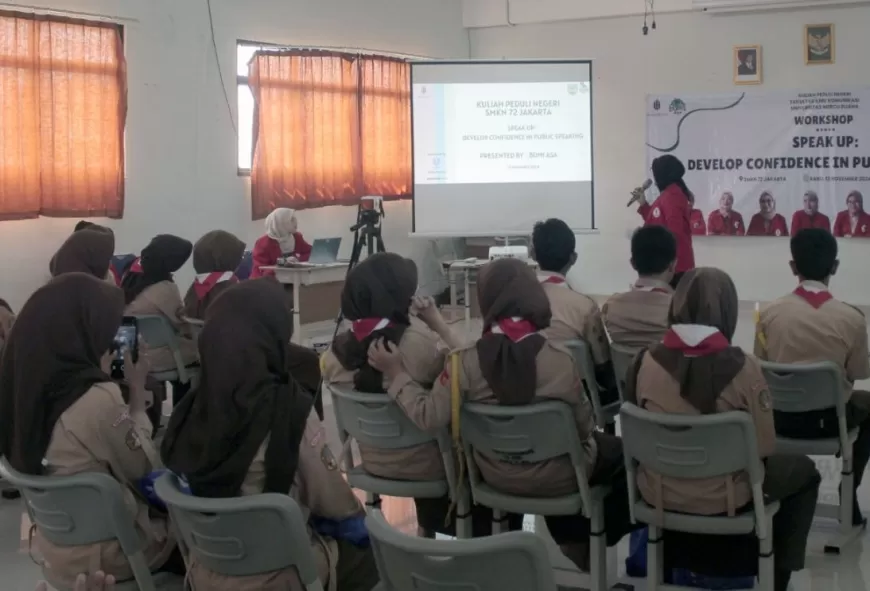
[{"xmin": 265, "ymin": 208, "xmax": 297, "ymax": 254}]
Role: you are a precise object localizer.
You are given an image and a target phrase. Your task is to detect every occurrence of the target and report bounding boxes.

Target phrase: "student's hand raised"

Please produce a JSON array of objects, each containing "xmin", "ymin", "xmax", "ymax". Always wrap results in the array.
[
  {"xmin": 411, "ymin": 295, "xmax": 444, "ymax": 329},
  {"xmin": 367, "ymin": 338, "xmax": 404, "ymax": 381}
]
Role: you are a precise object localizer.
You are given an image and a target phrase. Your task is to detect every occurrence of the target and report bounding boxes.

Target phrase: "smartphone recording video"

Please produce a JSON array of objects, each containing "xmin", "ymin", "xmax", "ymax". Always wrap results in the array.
[{"xmin": 111, "ymin": 317, "xmax": 139, "ymax": 379}]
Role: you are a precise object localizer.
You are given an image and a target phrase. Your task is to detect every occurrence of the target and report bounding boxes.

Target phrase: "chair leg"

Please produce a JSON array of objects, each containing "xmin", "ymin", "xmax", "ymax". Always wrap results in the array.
[
  {"xmin": 757, "ymin": 517, "xmax": 775, "ymax": 591},
  {"xmin": 647, "ymin": 525, "xmax": 663, "ymax": 591},
  {"xmin": 589, "ymin": 502, "xmax": 608, "ymax": 591},
  {"xmin": 492, "ymin": 509, "xmax": 504, "ymax": 535},
  {"xmin": 824, "ymin": 464, "xmax": 864, "ymax": 553},
  {"xmin": 455, "ymin": 491, "xmax": 472, "ymax": 539}
]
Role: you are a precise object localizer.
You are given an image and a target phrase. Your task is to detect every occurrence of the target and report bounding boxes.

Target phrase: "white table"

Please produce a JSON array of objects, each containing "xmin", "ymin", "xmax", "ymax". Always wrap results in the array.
[{"xmin": 262, "ymin": 263, "xmax": 348, "ymax": 343}]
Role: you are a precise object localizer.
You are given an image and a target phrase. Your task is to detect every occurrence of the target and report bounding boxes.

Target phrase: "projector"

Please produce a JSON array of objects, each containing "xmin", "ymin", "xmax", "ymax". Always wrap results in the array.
[{"xmin": 488, "ymin": 245, "xmax": 530, "ymax": 261}]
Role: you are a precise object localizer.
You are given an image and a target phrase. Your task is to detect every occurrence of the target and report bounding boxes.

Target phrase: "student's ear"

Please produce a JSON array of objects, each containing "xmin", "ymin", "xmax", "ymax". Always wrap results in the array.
[
  {"xmin": 788, "ymin": 260, "xmax": 799, "ymax": 277},
  {"xmin": 568, "ymin": 252, "xmax": 578, "ymax": 269},
  {"xmin": 831, "ymin": 260, "xmax": 840, "ymax": 276},
  {"xmin": 630, "ymin": 257, "xmax": 638, "ymax": 272}
]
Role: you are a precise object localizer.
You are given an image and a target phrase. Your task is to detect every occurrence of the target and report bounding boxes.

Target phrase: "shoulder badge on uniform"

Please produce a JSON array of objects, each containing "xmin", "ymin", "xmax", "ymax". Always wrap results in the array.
[
  {"xmin": 320, "ymin": 446, "xmax": 338, "ymax": 471},
  {"xmin": 652, "ymin": 207, "xmax": 661, "ymax": 219},
  {"xmin": 759, "ymin": 389, "xmax": 772, "ymax": 412},
  {"xmin": 125, "ymin": 428, "xmax": 142, "ymax": 451},
  {"xmin": 439, "ymin": 368, "xmax": 450, "ymax": 386},
  {"xmin": 112, "ymin": 410, "xmax": 130, "ymax": 428}
]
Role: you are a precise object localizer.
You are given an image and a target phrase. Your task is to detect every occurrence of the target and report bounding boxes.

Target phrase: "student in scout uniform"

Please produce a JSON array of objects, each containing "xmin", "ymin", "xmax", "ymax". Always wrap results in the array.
[
  {"xmin": 162, "ymin": 279, "xmax": 379, "ymax": 591},
  {"xmin": 368, "ymin": 258, "xmax": 636, "ymax": 571},
  {"xmin": 531, "ymin": 218, "xmax": 618, "ymax": 404},
  {"xmin": 0, "ymin": 273, "xmax": 181, "ymax": 588},
  {"xmin": 182, "ymin": 230, "xmax": 246, "ymax": 320},
  {"xmin": 319, "ymin": 253, "xmax": 475, "ymax": 536},
  {"xmin": 49, "ymin": 228, "xmax": 117, "ymax": 282},
  {"xmin": 602, "ymin": 226, "xmax": 676, "ymax": 349},
  {"xmin": 833, "ymin": 190, "xmax": 870, "ymax": 238},
  {"xmin": 707, "ymin": 191, "xmax": 746, "ymax": 236},
  {"xmin": 625, "ymin": 267, "xmax": 820, "ymax": 591},
  {"xmin": 755, "ymin": 228, "xmax": 870, "ymax": 526},
  {"xmin": 790, "ymin": 190, "xmax": 831, "ymax": 236}
]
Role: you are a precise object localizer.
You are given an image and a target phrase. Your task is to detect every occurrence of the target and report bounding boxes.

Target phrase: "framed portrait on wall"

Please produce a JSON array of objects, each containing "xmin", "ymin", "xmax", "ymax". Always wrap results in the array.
[
  {"xmin": 805, "ymin": 24, "xmax": 835, "ymax": 65},
  {"xmin": 734, "ymin": 45, "xmax": 762, "ymax": 85}
]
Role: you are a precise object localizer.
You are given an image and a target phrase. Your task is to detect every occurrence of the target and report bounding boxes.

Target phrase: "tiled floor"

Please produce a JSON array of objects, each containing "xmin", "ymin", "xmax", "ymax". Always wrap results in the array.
[{"xmin": 4, "ymin": 308, "xmax": 870, "ymax": 590}]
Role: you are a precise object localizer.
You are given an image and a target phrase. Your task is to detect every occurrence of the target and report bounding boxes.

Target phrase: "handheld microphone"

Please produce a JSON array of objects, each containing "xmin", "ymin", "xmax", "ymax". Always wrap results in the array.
[{"xmin": 627, "ymin": 178, "xmax": 653, "ymax": 207}]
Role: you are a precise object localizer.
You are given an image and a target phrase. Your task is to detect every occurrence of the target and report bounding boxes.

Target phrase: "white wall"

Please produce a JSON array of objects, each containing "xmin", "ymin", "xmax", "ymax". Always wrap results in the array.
[
  {"xmin": 470, "ymin": 5, "xmax": 870, "ymax": 303},
  {"xmin": 0, "ymin": 0, "xmax": 468, "ymax": 310}
]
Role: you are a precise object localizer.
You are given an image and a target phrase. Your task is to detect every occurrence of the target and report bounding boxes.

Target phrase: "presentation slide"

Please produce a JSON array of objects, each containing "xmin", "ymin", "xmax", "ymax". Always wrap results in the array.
[{"xmin": 411, "ymin": 61, "xmax": 594, "ymax": 236}]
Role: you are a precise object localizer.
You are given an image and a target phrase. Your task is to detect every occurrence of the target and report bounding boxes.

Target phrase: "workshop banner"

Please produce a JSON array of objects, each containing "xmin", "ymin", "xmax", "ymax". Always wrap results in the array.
[{"xmin": 646, "ymin": 89, "xmax": 870, "ymax": 238}]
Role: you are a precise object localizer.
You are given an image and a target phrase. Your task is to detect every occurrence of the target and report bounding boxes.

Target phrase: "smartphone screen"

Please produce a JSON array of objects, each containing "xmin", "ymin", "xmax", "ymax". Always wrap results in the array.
[{"xmin": 111, "ymin": 318, "xmax": 138, "ymax": 379}]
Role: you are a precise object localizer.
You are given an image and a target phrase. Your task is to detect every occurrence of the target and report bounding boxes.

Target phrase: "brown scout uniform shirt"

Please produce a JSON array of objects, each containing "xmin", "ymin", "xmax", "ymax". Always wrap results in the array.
[
  {"xmin": 387, "ymin": 340, "xmax": 599, "ymax": 498},
  {"xmin": 538, "ymin": 271, "xmax": 611, "ymax": 365},
  {"xmin": 125, "ymin": 280, "xmax": 198, "ymax": 373},
  {"xmin": 602, "ymin": 278, "xmax": 674, "ymax": 349},
  {"xmin": 321, "ymin": 317, "xmax": 447, "ymax": 482},
  {"xmin": 38, "ymin": 383, "xmax": 175, "ymax": 587},
  {"xmin": 755, "ymin": 280, "xmax": 870, "ymax": 399},
  {"xmin": 188, "ymin": 412, "xmax": 365, "ymax": 591},
  {"xmin": 633, "ymin": 353, "xmax": 776, "ymax": 516}
]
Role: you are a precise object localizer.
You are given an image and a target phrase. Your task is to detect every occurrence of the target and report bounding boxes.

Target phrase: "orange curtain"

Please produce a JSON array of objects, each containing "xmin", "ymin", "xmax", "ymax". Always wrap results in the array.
[
  {"xmin": 359, "ymin": 56, "xmax": 411, "ymax": 199},
  {"xmin": 0, "ymin": 11, "xmax": 126, "ymax": 221},
  {"xmin": 249, "ymin": 51, "xmax": 411, "ymax": 218}
]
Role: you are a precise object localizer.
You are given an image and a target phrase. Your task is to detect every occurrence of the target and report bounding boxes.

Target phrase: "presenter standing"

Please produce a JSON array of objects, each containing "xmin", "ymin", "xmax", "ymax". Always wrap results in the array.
[{"xmin": 633, "ymin": 155, "xmax": 696, "ymax": 287}]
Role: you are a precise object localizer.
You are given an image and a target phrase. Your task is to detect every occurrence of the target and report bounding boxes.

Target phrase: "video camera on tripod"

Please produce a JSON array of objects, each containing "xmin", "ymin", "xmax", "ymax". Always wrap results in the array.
[{"xmin": 348, "ymin": 196, "xmax": 386, "ymax": 262}]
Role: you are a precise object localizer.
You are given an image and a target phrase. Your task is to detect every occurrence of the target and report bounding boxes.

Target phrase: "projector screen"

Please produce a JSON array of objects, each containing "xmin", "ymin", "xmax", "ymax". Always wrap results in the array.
[{"xmin": 411, "ymin": 60, "xmax": 594, "ymax": 236}]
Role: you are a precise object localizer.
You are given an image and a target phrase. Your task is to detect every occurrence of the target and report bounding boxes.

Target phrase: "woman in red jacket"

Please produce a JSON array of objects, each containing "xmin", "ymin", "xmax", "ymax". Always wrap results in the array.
[
  {"xmin": 250, "ymin": 208, "xmax": 313, "ymax": 278},
  {"xmin": 636, "ymin": 155, "xmax": 696, "ymax": 286},
  {"xmin": 833, "ymin": 190, "xmax": 870, "ymax": 238},
  {"xmin": 747, "ymin": 191, "xmax": 789, "ymax": 237}
]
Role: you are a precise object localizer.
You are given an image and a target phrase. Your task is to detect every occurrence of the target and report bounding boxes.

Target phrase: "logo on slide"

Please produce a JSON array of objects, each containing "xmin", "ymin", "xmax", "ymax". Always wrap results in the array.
[
  {"xmin": 567, "ymin": 83, "xmax": 579, "ymax": 95},
  {"xmin": 669, "ymin": 98, "xmax": 687, "ymax": 115},
  {"xmin": 653, "ymin": 99, "xmax": 661, "ymax": 111}
]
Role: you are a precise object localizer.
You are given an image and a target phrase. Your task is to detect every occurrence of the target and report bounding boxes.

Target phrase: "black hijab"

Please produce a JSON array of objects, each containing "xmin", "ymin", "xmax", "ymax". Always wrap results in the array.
[
  {"xmin": 161, "ymin": 279, "xmax": 312, "ymax": 497},
  {"xmin": 332, "ymin": 252, "xmax": 418, "ymax": 393},
  {"xmin": 0, "ymin": 273, "xmax": 125, "ymax": 474},
  {"xmin": 652, "ymin": 155, "xmax": 694, "ymax": 201},
  {"xmin": 121, "ymin": 234, "xmax": 192, "ymax": 304},
  {"xmin": 476, "ymin": 259, "xmax": 552, "ymax": 405}
]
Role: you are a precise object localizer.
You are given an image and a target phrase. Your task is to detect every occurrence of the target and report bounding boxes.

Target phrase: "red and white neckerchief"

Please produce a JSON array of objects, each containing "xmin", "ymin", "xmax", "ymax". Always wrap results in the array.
[
  {"xmin": 194, "ymin": 271, "xmax": 238, "ymax": 300},
  {"xmin": 128, "ymin": 257, "xmax": 143, "ymax": 274},
  {"xmin": 351, "ymin": 318, "xmax": 393, "ymax": 341},
  {"xmin": 632, "ymin": 281, "xmax": 671, "ymax": 295},
  {"xmin": 793, "ymin": 283, "xmax": 833, "ymax": 309},
  {"xmin": 538, "ymin": 274, "xmax": 568, "ymax": 287},
  {"xmin": 485, "ymin": 317, "xmax": 539, "ymax": 343},
  {"xmin": 662, "ymin": 324, "xmax": 729, "ymax": 357}
]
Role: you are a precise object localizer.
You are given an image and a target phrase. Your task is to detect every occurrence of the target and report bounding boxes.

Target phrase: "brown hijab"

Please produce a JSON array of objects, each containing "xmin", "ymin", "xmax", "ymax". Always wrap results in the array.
[
  {"xmin": 161, "ymin": 279, "xmax": 312, "ymax": 498},
  {"xmin": 0, "ymin": 273, "xmax": 125, "ymax": 474},
  {"xmin": 121, "ymin": 234, "xmax": 192, "ymax": 305},
  {"xmin": 183, "ymin": 230, "xmax": 246, "ymax": 319},
  {"xmin": 332, "ymin": 253, "xmax": 418, "ymax": 393},
  {"xmin": 624, "ymin": 267, "xmax": 746, "ymax": 414},
  {"xmin": 476, "ymin": 258, "xmax": 552, "ymax": 405},
  {"xmin": 49, "ymin": 229, "xmax": 116, "ymax": 279}
]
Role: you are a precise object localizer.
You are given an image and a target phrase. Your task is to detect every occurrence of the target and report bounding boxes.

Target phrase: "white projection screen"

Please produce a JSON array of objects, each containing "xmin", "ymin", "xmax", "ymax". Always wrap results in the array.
[{"xmin": 411, "ymin": 60, "xmax": 595, "ymax": 237}]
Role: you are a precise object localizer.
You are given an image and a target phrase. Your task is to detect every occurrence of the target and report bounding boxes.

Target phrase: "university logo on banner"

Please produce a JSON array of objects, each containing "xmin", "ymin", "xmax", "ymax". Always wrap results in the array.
[{"xmin": 646, "ymin": 89, "xmax": 870, "ymax": 239}]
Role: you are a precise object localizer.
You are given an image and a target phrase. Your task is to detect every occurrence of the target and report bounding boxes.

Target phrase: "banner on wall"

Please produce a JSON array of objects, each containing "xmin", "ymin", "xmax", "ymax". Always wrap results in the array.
[{"xmin": 646, "ymin": 89, "xmax": 870, "ymax": 238}]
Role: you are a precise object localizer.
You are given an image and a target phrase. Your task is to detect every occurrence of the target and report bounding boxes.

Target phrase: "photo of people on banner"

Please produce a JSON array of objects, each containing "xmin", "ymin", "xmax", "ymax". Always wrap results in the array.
[{"xmin": 646, "ymin": 89, "xmax": 870, "ymax": 238}]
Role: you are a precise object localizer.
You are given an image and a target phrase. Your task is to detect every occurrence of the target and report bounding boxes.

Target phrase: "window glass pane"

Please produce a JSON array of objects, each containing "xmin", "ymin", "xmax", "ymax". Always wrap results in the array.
[
  {"xmin": 237, "ymin": 84, "xmax": 254, "ymax": 170},
  {"xmin": 237, "ymin": 43, "xmax": 261, "ymax": 77}
]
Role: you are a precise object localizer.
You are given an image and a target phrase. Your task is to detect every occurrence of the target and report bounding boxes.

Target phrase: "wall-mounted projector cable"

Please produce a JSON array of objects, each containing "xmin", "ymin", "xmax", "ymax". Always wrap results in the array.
[{"xmin": 643, "ymin": 0, "xmax": 657, "ymax": 35}]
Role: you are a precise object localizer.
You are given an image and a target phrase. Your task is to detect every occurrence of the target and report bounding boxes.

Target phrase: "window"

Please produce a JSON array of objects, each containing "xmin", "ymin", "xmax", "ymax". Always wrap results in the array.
[
  {"xmin": 0, "ymin": 11, "xmax": 126, "ymax": 221},
  {"xmin": 237, "ymin": 42, "xmax": 411, "ymax": 217}
]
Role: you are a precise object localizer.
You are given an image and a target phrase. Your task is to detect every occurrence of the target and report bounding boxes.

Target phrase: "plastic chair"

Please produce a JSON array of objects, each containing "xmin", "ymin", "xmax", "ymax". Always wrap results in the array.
[
  {"xmin": 366, "ymin": 510, "xmax": 559, "ymax": 591},
  {"xmin": 609, "ymin": 342, "xmax": 640, "ymax": 403},
  {"xmin": 564, "ymin": 339, "xmax": 620, "ymax": 430},
  {"xmin": 154, "ymin": 472, "xmax": 323, "ymax": 590},
  {"xmin": 619, "ymin": 404, "xmax": 780, "ymax": 591},
  {"xmin": 235, "ymin": 250, "xmax": 253, "ymax": 281},
  {"xmin": 460, "ymin": 401, "xmax": 610, "ymax": 591},
  {"xmin": 327, "ymin": 384, "xmax": 470, "ymax": 538},
  {"xmin": 0, "ymin": 458, "xmax": 183, "ymax": 591},
  {"xmin": 760, "ymin": 360, "xmax": 861, "ymax": 553},
  {"xmin": 135, "ymin": 314, "xmax": 197, "ymax": 385}
]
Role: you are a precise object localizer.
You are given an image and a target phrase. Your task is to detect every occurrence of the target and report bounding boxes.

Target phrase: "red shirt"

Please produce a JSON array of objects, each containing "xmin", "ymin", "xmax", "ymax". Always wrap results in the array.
[
  {"xmin": 790, "ymin": 210, "xmax": 830, "ymax": 236},
  {"xmin": 747, "ymin": 213, "xmax": 788, "ymax": 237},
  {"xmin": 707, "ymin": 210, "xmax": 745, "ymax": 236},
  {"xmin": 250, "ymin": 233, "xmax": 312, "ymax": 278},
  {"xmin": 833, "ymin": 211, "xmax": 870, "ymax": 238},
  {"xmin": 689, "ymin": 209, "xmax": 706, "ymax": 236},
  {"xmin": 638, "ymin": 184, "xmax": 696, "ymax": 273}
]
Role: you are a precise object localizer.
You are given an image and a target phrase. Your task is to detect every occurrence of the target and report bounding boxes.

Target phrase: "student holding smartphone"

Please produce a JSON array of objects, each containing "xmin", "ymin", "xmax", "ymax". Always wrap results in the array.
[{"xmin": 0, "ymin": 273, "xmax": 184, "ymax": 587}]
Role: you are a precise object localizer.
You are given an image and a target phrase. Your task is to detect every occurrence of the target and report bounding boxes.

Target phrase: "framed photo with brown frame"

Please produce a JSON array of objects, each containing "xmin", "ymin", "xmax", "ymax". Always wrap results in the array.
[
  {"xmin": 734, "ymin": 45, "xmax": 762, "ymax": 85},
  {"xmin": 805, "ymin": 23, "xmax": 835, "ymax": 65}
]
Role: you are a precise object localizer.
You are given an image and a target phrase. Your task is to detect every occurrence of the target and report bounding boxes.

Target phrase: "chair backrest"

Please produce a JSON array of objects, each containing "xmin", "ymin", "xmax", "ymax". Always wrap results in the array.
[
  {"xmin": 154, "ymin": 473, "xmax": 322, "ymax": 589},
  {"xmin": 460, "ymin": 401, "xmax": 593, "ymax": 513},
  {"xmin": 610, "ymin": 342, "xmax": 640, "ymax": 403},
  {"xmin": 0, "ymin": 457, "xmax": 157, "ymax": 590},
  {"xmin": 619, "ymin": 404, "xmax": 767, "ymax": 533},
  {"xmin": 235, "ymin": 251, "xmax": 254, "ymax": 281},
  {"xmin": 563, "ymin": 339, "xmax": 606, "ymax": 425},
  {"xmin": 111, "ymin": 253, "xmax": 137, "ymax": 279},
  {"xmin": 366, "ymin": 511, "xmax": 557, "ymax": 591},
  {"xmin": 135, "ymin": 314, "xmax": 190, "ymax": 382},
  {"xmin": 759, "ymin": 360, "xmax": 846, "ymax": 415}
]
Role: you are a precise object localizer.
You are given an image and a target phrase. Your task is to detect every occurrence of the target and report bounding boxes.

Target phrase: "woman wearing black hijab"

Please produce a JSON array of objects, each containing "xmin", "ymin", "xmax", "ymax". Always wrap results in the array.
[
  {"xmin": 0, "ymin": 273, "xmax": 179, "ymax": 586},
  {"xmin": 635, "ymin": 155, "xmax": 697, "ymax": 287},
  {"xmin": 162, "ymin": 279, "xmax": 379, "ymax": 591}
]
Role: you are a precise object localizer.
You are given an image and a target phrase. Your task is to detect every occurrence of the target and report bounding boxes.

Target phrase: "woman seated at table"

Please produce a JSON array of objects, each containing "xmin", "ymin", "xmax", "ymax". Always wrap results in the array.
[
  {"xmin": 162, "ymin": 279, "xmax": 379, "ymax": 591},
  {"xmin": 0, "ymin": 273, "xmax": 181, "ymax": 587},
  {"xmin": 623, "ymin": 267, "xmax": 821, "ymax": 591},
  {"xmin": 250, "ymin": 207, "xmax": 312, "ymax": 278},
  {"xmin": 320, "ymin": 252, "xmax": 479, "ymax": 536},
  {"xmin": 49, "ymin": 229, "xmax": 116, "ymax": 282},
  {"xmin": 368, "ymin": 258, "xmax": 635, "ymax": 569}
]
